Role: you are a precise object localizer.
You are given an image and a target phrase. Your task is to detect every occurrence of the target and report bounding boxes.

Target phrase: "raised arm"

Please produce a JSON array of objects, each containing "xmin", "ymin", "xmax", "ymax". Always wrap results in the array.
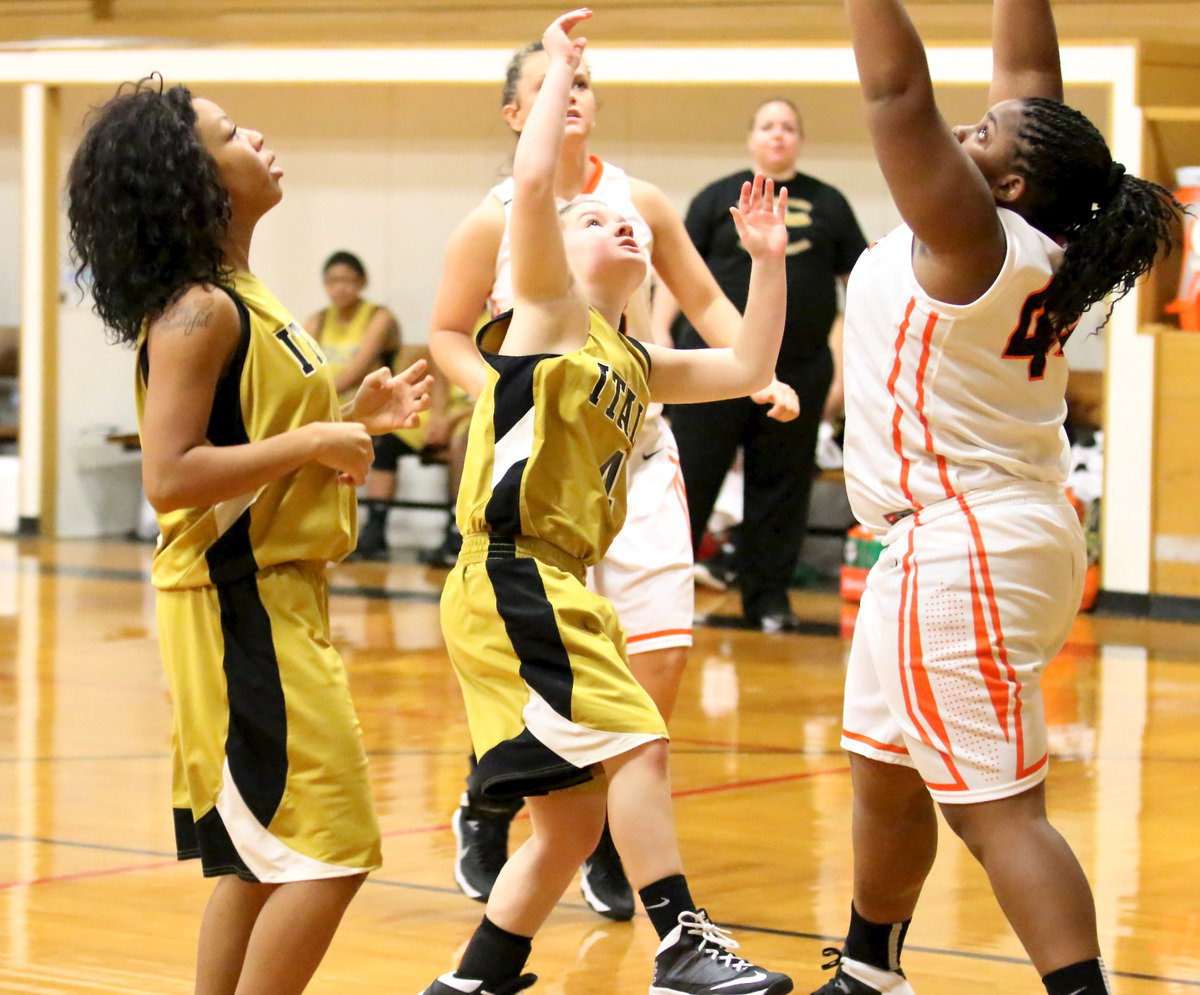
[
  {"xmin": 635, "ymin": 179, "xmax": 799, "ymax": 420},
  {"xmin": 646, "ymin": 175, "xmax": 786, "ymax": 405},
  {"xmin": 846, "ymin": 0, "xmax": 1005, "ymax": 299},
  {"xmin": 989, "ymin": 0, "xmax": 1062, "ymax": 105},
  {"xmin": 506, "ymin": 8, "xmax": 592, "ymax": 332}
]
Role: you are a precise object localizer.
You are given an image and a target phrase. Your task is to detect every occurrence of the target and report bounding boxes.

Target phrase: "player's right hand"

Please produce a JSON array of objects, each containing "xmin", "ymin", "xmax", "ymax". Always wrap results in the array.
[
  {"xmin": 307, "ymin": 421, "xmax": 374, "ymax": 486},
  {"xmin": 543, "ymin": 9, "xmax": 592, "ymax": 68}
]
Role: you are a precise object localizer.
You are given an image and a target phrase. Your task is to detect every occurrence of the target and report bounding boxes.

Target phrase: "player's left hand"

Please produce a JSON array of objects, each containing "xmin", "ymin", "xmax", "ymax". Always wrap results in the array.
[
  {"xmin": 751, "ymin": 377, "xmax": 800, "ymax": 422},
  {"xmin": 730, "ymin": 172, "xmax": 788, "ymax": 261},
  {"xmin": 348, "ymin": 360, "xmax": 434, "ymax": 435}
]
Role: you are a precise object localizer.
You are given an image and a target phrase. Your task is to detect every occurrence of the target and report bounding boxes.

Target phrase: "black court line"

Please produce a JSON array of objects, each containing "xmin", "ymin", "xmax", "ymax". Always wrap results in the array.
[
  {"xmin": 717, "ymin": 921, "xmax": 1200, "ymax": 988},
  {"xmin": 0, "ymin": 559, "xmax": 442, "ymax": 604},
  {"xmin": 0, "ymin": 832, "xmax": 175, "ymax": 859},
  {"xmin": 0, "ymin": 829, "xmax": 1194, "ymax": 988},
  {"xmin": 367, "ymin": 878, "xmax": 1200, "ymax": 987}
]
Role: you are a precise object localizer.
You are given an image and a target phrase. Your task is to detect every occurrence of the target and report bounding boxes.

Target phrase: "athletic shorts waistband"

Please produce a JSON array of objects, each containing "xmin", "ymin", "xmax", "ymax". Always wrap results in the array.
[
  {"xmin": 882, "ymin": 480, "xmax": 1069, "ymax": 546},
  {"xmin": 460, "ymin": 533, "xmax": 587, "ymax": 583}
]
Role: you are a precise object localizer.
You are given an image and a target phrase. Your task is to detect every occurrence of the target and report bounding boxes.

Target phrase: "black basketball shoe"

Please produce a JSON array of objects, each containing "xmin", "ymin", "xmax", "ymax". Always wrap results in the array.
[
  {"xmin": 810, "ymin": 948, "xmax": 914, "ymax": 994},
  {"xmin": 451, "ymin": 793, "xmax": 511, "ymax": 902},
  {"xmin": 419, "ymin": 972, "xmax": 536, "ymax": 994},
  {"xmin": 650, "ymin": 910, "xmax": 793, "ymax": 994},
  {"xmin": 580, "ymin": 824, "xmax": 635, "ymax": 921}
]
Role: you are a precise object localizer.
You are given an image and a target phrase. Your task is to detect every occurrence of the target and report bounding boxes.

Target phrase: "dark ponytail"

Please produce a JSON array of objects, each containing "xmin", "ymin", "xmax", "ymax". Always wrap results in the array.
[{"xmin": 1013, "ymin": 97, "xmax": 1182, "ymax": 331}]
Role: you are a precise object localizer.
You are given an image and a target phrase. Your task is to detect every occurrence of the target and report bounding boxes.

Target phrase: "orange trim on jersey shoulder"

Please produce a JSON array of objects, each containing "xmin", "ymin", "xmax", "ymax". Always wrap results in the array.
[
  {"xmin": 627, "ymin": 627, "xmax": 693, "ymax": 644},
  {"xmin": 842, "ymin": 729, "xmax": 909, "ymax": 756},
  {"xmin": 581, "ymin": 156, "xmax": 605, "ymax": 195}
]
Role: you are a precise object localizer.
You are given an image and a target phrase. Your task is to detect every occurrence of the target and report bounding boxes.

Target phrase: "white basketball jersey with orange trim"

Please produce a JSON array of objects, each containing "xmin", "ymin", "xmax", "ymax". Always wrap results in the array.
[
  {"xmin": 487, "ymin": 156, "xmax": 654, "ymax": 316},
  {"xmin": 843, "ymin": 208, "xmax": 1072, "ymax": 535}
]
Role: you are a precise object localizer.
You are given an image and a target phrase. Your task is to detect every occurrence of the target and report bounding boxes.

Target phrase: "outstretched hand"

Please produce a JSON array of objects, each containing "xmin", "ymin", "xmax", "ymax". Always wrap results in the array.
[
  {"xmin": 542, "ymin": 8, "xmax": 592, "ymax": 68},
  {"xmin": 730, "ymin": 173, "xmax": 789, "ymax": 261},
  {"xmin": 347, "ymin": 359, "xmax": 434, "ymax": 436}
]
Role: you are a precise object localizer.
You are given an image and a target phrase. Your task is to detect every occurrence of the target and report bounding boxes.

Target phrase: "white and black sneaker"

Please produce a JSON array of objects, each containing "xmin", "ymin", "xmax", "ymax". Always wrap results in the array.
[
  {"xmin": 451, "ymin": 793, "xmax": 511, "ymax": 902},
  {"xmin": 650, "ymin": 910, "xmax": 793, "ymax": 994},
  {"xmin": 419, "ymin": 972, "xmax": 536, "ymax": 994},
  {"xmin": 580, "ymin": 825, "xmax": 635, "ymax": 921},
  {"xmin": 810, "ymin": 948, "xmax": 915, "ymax": 994}
]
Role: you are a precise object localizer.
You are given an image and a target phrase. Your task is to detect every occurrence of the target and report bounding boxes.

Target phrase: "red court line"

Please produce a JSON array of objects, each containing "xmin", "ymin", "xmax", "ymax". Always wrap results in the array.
[
  {"xmin": 670, "ymin": 735, "xmax": 811, "ymax": 754},
  {"xmin": 0, "ymin": 858, "xmax": 178, "ymax": 891},
  {"xmin": 671, "ymin": 766, "xmax": 851, "ymax": 799},
  {"xmin": 1, "ymin": 767, "xmax": 850, "ymax": 888}
]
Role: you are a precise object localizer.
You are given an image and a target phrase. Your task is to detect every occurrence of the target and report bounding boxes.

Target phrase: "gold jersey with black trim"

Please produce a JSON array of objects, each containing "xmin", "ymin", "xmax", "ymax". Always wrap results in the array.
[
  {"xmin": 456, "ymin": 306, "xmax": 651, "ymax": 567},
  {"xmin": 314, "ymin": 299, "xmax": 396, "ymax": 402},
  {"xmin": 442, "ymin": 306, "xmax": 666, "ymax": 802},
  {"xmin": 135, "ymin": 270, "xmax": 357, "ymax": 591}
]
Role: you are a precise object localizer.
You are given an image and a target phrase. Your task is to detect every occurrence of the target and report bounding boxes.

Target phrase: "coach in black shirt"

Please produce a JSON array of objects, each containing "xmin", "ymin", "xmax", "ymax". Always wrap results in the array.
[{"xmin": 660, "ymin": 98, "xmax": 867, "ymax": 630}]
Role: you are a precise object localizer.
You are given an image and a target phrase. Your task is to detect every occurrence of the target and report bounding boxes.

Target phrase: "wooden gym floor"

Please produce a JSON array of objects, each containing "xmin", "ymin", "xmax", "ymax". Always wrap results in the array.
[{"xmin": 1, "ymin": 537, "xmax": 1198, "ymax": 994}]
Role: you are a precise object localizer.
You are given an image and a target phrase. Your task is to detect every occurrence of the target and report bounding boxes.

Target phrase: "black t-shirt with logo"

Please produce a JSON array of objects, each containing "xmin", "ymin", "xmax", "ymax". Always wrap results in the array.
[{"xmin": 674, "ymin": 168, "xmax": 868, "ymax": 389}]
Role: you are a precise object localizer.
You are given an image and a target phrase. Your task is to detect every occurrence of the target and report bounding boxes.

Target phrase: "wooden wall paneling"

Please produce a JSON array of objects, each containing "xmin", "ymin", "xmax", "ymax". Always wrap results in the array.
[{"xmin": 1152, "ymin": 330, "xmax": 1200, "ymax": 597}]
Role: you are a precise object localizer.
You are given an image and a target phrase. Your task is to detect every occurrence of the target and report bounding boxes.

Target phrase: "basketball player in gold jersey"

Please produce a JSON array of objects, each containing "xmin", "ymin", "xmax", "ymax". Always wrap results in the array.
[
  {"xmin": 432, "ymin": 14, "xmax": 799, "ymax": 924},
  {"xmin": 423, "ymin": 12, "xmax": 793, "ymax": 995},
  {"xmin": 67, "ymin": 78, "xmax": 431, "ymax": 994}
]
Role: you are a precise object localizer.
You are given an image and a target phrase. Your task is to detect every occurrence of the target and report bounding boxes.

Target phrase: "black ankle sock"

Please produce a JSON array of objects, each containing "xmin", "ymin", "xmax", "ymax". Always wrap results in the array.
[
  {"xmin": 844, "ymin": 904, "xmax": 910, "ymax": 972},
  {"xmin": 1043, "ymin": 958, "xmax": 1110, "ymax": 995},
  {"xmin": 457, "ymin": 916, "xmax": 532, "ymax": 983},
  {"xmin": 638, "ymin": 873, "xmax": 696, "ymax": 940}
]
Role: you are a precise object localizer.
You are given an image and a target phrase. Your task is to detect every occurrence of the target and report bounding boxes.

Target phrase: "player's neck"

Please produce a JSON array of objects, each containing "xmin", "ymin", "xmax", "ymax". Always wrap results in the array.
[
  {"xmin": 555, "ymin": 139, "xmax": 594, "ymax": 199},
  {"xmin": 221, "ymin": 222, "xmax": 255, "ymax": 272},
  {"xmin": 337, "ymin": 300, "xmax": 362, "ymax": 323}
]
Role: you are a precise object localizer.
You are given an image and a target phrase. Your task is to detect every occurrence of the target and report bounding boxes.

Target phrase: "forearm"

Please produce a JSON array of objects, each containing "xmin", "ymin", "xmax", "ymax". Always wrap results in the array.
[
  {"xmin": 990, "ymin": 0, "xmax": 1062, "ymax": 102},
  {"xmin": 685, "ymin": 292, "xmax": 743, "ymax": 349},
  {"xmin": 731, "ymin": 257, "xmax": 786, "ymax": 390},
  {"xmin": 430, "ymin": 328, "xmax": 489, "ymax": 398},
  {"xmin": 847, "ymin": 0, "xmax": 934, "ymax": 104},
  {"xmin": 144, "ymin": 426, "xmax": 320, "ymax": 514},
  {"xmin": 512, "ymin": 59, "xmax": 575, "ymax": 194}
]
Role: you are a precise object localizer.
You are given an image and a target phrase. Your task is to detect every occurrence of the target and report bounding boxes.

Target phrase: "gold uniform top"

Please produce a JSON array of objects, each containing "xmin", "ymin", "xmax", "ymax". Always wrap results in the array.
[
  {"xmin": 136, "ymin": 270, "xmax": 357, "ymax": 591},
  {"xmin": 314, "ymin": 300, "xmax": 396, "ymax": 402},
  {"xmin": 457, "ymin": 307, "xmax": 651, "ymax": 568}
]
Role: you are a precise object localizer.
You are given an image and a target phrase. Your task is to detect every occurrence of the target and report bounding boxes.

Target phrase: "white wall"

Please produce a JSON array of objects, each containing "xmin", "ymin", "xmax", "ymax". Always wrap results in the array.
[{"xmin": 39, "ymin": 78, "xmax": 1110, "ymax": 536}]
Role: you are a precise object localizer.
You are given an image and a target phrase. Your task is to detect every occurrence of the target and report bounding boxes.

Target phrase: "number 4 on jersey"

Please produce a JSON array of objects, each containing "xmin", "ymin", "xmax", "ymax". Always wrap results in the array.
[
  {"xmin": 599, "ymin": 450, "xmax": 625, "ymax": 504},
  {"xmin": 1002, "ymin": 286, "xmax": 1074, "ymax": 381}
]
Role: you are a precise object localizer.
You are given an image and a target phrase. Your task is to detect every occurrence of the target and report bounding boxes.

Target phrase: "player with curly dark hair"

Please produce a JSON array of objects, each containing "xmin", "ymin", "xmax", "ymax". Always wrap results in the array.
[
  {"xmin": 67, "ymin": 77, "xmax": 432, "ymax": 994},
  {"xmin": 812, "ymin": 2, "xmax": 1181, "ymax": 994}
]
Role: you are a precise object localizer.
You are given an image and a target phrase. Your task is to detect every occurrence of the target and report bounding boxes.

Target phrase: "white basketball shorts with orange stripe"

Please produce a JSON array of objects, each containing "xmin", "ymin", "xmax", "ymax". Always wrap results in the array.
[
  {"xmin": 587, "ymin": 411, "xmax": 694, "ymax": 657},
  {"xmin": 841, "ymin": 481, "xmax": 1085, "ymax": 804}
]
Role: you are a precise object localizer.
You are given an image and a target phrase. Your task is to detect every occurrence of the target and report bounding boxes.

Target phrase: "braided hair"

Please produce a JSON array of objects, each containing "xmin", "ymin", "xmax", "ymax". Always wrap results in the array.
[
  {"xmin": 67, "ymin": 77, "xmax": 231, "ymax": 346},
  {"xmin": 1013, "ymin": 97, "xmax": 1181, "ymax": 331}
]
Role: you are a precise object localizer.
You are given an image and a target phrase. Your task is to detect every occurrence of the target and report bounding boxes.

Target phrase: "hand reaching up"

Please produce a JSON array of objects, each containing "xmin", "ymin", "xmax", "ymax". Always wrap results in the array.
[
  {"xmin": 542, "ymin": 8, "xmax": 592, "ymax": 69},
  {"xmin": 730, "ymin": 173, "xmax": 789, "ymax": 262}
]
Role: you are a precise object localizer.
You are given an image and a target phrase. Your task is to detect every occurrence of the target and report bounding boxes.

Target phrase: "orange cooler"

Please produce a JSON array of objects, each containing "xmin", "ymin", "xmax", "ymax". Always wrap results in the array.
[{"xmin": 1167, "ymin": 166, "xmax": 1200, "ymax": 331}]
